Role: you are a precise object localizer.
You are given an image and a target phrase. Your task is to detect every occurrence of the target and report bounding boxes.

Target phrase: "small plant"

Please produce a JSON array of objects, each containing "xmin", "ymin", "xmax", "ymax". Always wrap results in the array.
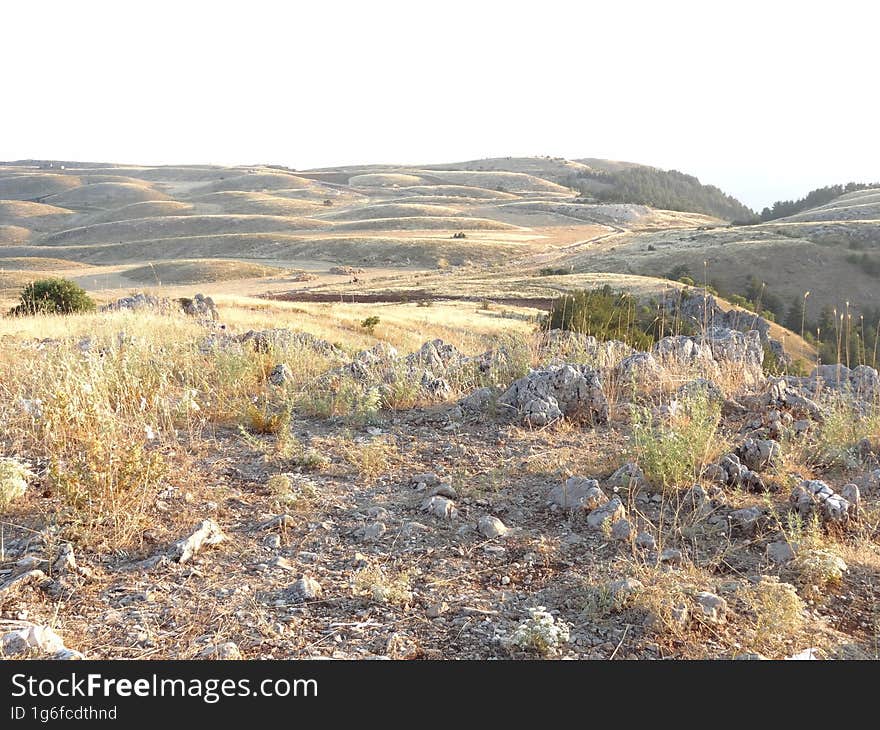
[
  {"xmin": 360, "ymin": 316, "xmax": 380, "ymax": 335},
  {"xmin": 630, "ymin": 391, "xmax": 723, "ymax": 489},
  {"xmin": 813, "ymin": 397, "xmax": 880, "ymax": 468},
  {"xmin": 341, "ymin": 436, "xmax": 397, "ymax": 480},
  {"xmin": 244, "ymin": 399, "xmax": 291, "ymax": 435},
  {"xmin": 353, "ymin": 565, "xmax": 412, "ymax": 605},
  {"xmin": 10, "ymin": 278, "xmax": 96, "ymax": 316},
  {"xmin": 0, "ymin": 457, "xmax": 33, "ymax": 512},
  {"xmin": 503, "ymin": 607, "xmax": 570, "ymax": 657},
  {"xmin": 738, "ymin": 577, "xmax": 805, "ymax": 655},
  {"xmin": 267, "ymin": 474, "xmax": 296, "ymax": 505}
]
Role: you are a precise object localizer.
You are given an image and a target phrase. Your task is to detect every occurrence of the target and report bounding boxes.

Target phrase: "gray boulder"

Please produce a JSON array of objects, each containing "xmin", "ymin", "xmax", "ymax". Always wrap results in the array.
[
  {"xmin": 547, "ymin": 477, "xmax": 607, "ymax": 511},
  {"xmin": 498, "ymin": 364, "xmax": 608, "ymax": 426},
  {"xmin": 586, "ymin": 497, "xmax": 625, "ymax": 530}
]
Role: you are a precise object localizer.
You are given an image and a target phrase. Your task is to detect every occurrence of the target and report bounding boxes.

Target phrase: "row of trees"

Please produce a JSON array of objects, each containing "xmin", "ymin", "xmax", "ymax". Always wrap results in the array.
[
  {"xmin": 759, "ymin": 182, "xmax": 879, "ymax": 221},
  {"xmin": 569, "ymin": 167, "xmax": 757, "ymax": 222}
]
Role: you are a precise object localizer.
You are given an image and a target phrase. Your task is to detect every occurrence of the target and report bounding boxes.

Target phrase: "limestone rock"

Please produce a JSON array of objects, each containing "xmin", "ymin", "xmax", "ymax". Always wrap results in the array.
[
  {"xmin": 790, "ymin": 480, "xmax": 853, "ymax": 524},
  {"xmin": 587, "ymin": 497, "xmax": 625, "ymax": 531},
  {"xmin": 288, "ymin": 575, "xmax": 323, "ymax": 602},
  {"xmin": 694, "ymin": 592, "xmax": 728, "ymax": 624},
  {"xmin": 170, "ymin": 520, "xmax": 226, "ymax": 564},
  {"xmin": 498, "ymin": 364, "xmax": 608, "ymax": 426},
  {"xmin": 547, "ymin": 477, "xmax": 607, "ymax": 511},
  {"xmin": 421, "ymin": 495, "xmax": 457, "ymax": 520},
  {"xmin": 477, "ymin": 515, "xmax": 509, "ymax": 539}
]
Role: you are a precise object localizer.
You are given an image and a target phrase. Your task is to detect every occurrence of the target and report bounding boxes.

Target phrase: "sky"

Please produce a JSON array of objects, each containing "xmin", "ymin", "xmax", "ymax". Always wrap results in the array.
[{"xmin": 2, "ymin": 0, "xmax": 878, "ymax": 210}]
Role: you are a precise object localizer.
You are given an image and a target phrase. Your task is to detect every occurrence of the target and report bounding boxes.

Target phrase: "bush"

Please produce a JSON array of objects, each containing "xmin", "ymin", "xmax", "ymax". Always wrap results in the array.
[
  {"xmin": 10, "ymin": 278, "xmax": 96, "ymax": 316},
  {"xmin": 542, "ymin": 286, "xmax": 656, "ymax": 349},
  {"xmin": 360, "ymin": 316, "xmax": 380, "ymax": 335},
  {"xmin": 630, "ymin": 390, "xmax": 724, "ymax": 489}
]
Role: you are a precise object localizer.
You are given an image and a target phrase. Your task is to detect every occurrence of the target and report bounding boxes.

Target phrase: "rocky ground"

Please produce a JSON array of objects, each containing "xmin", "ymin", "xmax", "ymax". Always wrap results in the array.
[{"xmin": 1, "ymin": 299, "xmax": 879, "ymax": 661}]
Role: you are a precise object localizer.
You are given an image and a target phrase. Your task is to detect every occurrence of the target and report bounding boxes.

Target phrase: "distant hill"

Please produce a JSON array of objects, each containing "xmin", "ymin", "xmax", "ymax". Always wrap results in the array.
[
  {"xmin": 570, "ymin": 160, "xmax": 757, "ymax": 222},
  {"xmin": 759, "ymin": 182, "xmax": 880, "ymax": 221}
]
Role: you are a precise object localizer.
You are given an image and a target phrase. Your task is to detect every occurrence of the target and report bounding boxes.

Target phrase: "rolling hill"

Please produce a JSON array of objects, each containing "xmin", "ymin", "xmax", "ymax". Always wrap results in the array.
[{"xmin": 0, "ymin": 157, "xmax": 875, "ymax": 356}]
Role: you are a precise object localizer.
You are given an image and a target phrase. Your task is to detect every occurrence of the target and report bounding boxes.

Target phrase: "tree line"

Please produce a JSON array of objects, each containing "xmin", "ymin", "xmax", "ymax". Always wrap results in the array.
[
  {"xmin": 569, "ymin": 167, "xmax": 757, "ymax": 222},
  {"xmin": 759, "ymin": 182, "xmax": 880, "ymax": 221}
]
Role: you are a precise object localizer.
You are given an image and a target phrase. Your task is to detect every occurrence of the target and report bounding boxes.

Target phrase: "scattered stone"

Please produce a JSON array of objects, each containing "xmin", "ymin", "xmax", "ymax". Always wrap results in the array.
[
  {"xmin": 287, "ymin": 575, "xmax": 323, "ymax": 602},
  {"xmin": 694, "ymin": 592, "xmax": 728, "ymax": 624},
  {"xmin": 421, "ymin": 495, "xmax": 457, "ymax": 520},
  {"xmin": 547, "ymin": 477, "xmax": 607, "ymax": 511},
  {"xmin": 170, "ymin": 520, "xmax": 226, "ymax": 563},
  {"xmin": 198, "ymin": 642, "xmax": 242, "ymax": 660},
  {"xmin": 610, "ymin": 518, "xmax": 633, "ymax": 541},
  {"xmin": 477, "ymin": 515, "xmax": 508, "ymax": 539},
  {"xmin": 790, "ymin": 480, "xmax": 853, "ymax": 523},
  {"xmin": 268, "ymin": 363, "xmax": 293, "ymax": 386},
  {"xmin": 767, "ymin": 541, "xmax": 796, "ymax": 564},
  {"xmin": 586, "ymin": 497, "xmax": 625, "ymax": 531}
]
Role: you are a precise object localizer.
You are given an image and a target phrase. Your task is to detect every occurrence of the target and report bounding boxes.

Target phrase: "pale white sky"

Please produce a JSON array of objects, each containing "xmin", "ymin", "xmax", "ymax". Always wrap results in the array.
[{"xmin": 2, "ymin": 0, "xmax": 878, "ymax": 210}]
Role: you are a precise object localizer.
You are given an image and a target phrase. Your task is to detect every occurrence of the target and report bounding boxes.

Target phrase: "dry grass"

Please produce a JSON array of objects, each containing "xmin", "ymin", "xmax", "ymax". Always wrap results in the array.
[{"xmin": 123, "ymin": 260, "xmax": 287, "ymax": 285}]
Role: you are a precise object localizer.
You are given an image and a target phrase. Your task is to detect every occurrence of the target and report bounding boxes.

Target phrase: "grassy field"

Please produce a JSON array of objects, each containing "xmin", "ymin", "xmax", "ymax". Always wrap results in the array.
[{"xmin": 0, "ymin": 291, "xmax": 876, "ymax": 660}]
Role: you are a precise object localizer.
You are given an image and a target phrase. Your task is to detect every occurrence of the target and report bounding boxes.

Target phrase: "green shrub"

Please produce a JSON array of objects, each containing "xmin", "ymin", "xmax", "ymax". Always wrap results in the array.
[
  {"xmin": 10, "ymin": 278, "xmax": 96, "ymax": 316},
  {"xmin": 630, "ymin": 390, "xmax": 723, "ymax": 489},
  {"xmin": 360, "ymin": 316, "xmax": 380, "ymax": 335},
  {"xmin": 543, "ymin": 286, "xmax": 655, "ymax": 349}
]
